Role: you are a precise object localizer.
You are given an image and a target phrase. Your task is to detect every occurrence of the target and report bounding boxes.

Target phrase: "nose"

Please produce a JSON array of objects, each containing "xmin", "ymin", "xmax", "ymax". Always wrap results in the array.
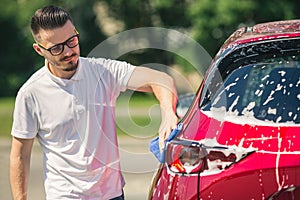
[{"xmin": 63, "ymin": 45, "xmax": 74, "ymax": 56}]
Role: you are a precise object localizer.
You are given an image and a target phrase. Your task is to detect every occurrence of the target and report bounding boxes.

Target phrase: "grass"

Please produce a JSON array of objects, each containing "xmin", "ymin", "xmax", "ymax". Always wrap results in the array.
[
  {"xmin": 0, "ymin": 97, "xmax": 15, "ymax": 137},
  {"xmin": 117, "ymin": 93, "xmax": 161, "ymax": 137},
  {"xmin": 0, "ymin": 93, "xmax": 160, "ymax": 138},
  {"xmin": 116, "ymin": 115, "xmax": 161, "ymax": 138},
  {"xmin": 117, "ymin": 92, "xmax": 159, "ymax": 107}
]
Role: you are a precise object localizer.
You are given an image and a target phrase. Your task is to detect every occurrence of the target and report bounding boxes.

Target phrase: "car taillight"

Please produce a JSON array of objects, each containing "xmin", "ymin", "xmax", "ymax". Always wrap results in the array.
[
  {"xmin": 166, "ymin": 141, "xmax": 207, "ymax": 174},
  {"xmin": 166, "ymin": 139, "xmax": 255, "ymax": 175}
]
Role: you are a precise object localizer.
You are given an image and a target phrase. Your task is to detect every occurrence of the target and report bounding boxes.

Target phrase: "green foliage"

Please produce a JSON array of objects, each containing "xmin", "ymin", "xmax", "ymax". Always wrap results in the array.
[
  {"xmin": 1, "ymin": 0, "xmax": 300, "ymax": 97},
  {"xmin": 189, "ymin": 0, "xmax": 254, "ymax": 54},
  {"xmin": 188, "ymin": 0, "xmax": 300, "ymax": 55}
]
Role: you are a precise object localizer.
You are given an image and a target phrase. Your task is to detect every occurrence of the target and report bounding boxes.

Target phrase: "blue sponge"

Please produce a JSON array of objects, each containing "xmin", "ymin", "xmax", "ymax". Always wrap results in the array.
[{"xmin": 149, "ymin": 123, "xmax": 183, "ymax": 163}]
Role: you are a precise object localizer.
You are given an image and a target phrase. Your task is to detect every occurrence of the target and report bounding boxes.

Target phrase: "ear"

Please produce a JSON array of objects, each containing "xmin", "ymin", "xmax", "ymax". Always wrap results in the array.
[{"xmin": 33, "ymin": 43, "xmax": 44, "ymax": 57}]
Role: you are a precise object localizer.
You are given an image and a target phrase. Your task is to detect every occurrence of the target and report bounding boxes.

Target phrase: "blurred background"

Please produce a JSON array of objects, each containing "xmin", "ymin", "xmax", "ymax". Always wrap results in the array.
[
  {"xmin": 1, "ymin": 0, "xmax": 300, "ymax": 97},
  {"xmin": 1, "ymin": 0, "xmax": 300, "ymax": 199}
]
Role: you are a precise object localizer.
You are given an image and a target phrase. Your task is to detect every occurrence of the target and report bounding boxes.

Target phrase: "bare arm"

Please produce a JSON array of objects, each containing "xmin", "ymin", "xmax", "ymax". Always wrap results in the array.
[
  {"xmin": 127, "ymin": 67, "xmax": 178, "ymax": 150},
  {"xmin": 10, "ymin": 137, "xmax": 34, "ymax": 200}
]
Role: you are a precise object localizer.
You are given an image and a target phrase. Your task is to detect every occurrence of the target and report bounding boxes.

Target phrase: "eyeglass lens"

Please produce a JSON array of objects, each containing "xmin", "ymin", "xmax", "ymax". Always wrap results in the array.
[{"xmin": 50, "ymin": 35, "xmax": 79, "ymax": 55}]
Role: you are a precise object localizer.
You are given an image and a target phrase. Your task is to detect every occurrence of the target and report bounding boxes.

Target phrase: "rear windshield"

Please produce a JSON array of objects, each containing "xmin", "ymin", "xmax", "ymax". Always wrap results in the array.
[{"xmin": 202, "ymin": 55, "xmax": 300, "ymax": 123}]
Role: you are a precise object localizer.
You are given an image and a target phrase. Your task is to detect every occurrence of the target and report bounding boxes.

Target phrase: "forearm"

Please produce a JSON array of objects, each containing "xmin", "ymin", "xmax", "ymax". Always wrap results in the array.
[
  {"xmin": 127, "ymin": 67, "xmax": 178, "ymax": 148},
  {"xmin": 128, "ymin": 67, "xmax": 178, "ymax": 110},
  {"xmin": 10, "ymin": 156, "xmax": 30, "ymax": 200},
  {"xmin": 151, "ymin": 73, "xmax": 178, "ymax": 134},
  {"xmin": 150, "ymin": 73, "xmax": 177, "ymax": 114},
  {"xmin": 10, "ymin": 137, "xmax": 33, "ymax": 200}
]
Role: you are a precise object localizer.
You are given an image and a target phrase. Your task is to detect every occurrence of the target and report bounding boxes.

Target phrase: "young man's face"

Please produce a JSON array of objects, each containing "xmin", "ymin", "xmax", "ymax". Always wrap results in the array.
[{"xmin": 33, "ymin": 20, "xmax": 80, "ymax": 75}]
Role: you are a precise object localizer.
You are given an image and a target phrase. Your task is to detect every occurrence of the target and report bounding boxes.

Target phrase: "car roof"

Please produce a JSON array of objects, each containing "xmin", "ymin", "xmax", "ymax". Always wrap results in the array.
[
  {"xmin": 199, "ymin": 20, "xmax": 300, "ymax": 115},
  {"xmin": 205, "ymin": 19, "xmax": 300, "ymax": 81},
  {"xmin": 220, "ymin": 19, "xmax": 300, "ymax": 52}
]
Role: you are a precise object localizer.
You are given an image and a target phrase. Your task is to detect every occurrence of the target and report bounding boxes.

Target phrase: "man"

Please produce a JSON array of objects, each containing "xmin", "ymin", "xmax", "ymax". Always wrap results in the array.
[{"xmin": 10, "ymin": 5, "xmax": 178, "ymax": 200}]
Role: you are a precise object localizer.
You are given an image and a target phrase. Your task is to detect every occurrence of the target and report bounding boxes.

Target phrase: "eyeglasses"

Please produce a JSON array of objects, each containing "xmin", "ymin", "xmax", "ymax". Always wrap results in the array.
[{"xmin": 37, "ymin": 29, "xmax": 80, "ymax": 56}]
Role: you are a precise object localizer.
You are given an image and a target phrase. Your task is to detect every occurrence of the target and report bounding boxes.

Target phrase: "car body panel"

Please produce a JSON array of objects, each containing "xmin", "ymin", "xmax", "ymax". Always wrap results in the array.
[
  {"xmin": 149, "ymin": 19, "xmax": 300, "ymax": 200},
  {"xmin": 151, "ymin": 109, "xmax": 300, "ymax": 199}
]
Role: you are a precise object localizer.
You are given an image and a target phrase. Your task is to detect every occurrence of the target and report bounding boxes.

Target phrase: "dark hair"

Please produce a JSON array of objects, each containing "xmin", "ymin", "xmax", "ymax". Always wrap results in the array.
[{"xmin": 31, "ymin": 5, "xmax": 73, "ymax": 35}]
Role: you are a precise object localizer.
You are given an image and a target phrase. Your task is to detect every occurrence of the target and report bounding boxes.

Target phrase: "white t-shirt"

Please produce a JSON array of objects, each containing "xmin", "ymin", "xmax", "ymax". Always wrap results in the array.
[{"xmin": 11, "ymin": 57, "xmax": 136, "ymax": 200}]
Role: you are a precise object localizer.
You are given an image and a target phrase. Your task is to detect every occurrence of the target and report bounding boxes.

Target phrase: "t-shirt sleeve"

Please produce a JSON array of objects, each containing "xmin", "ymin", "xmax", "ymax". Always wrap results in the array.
[
  {"xmin": 11, "ymin": 91, "xmax": 38, "ymax": 139},
  {"xmin": 96, "ymin": 58, "xmax": 136, "ymax": 92}
]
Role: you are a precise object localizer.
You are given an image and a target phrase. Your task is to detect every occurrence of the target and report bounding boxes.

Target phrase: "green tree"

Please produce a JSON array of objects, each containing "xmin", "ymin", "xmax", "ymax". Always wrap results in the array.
[
  {"xmin": 0, "ymin": 0, "xmax": 104, "ymax": 96},
  {"xmin": 0, "ymin": 0, "xmax": 43, "ymax": 96},
  {"xmin": 188, "ymin": 0, "xmax": 300, "ymax": 55},
  {"xmin": 1, "ymin": 0, "xmax": 300, "ymax": 97}
]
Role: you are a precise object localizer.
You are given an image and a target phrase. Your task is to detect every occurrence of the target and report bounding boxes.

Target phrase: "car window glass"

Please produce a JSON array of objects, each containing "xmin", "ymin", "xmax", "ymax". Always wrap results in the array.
[
  {"xmin": 200, "ymin": 38, "xmax": 300, "ymax": 109},
  {"xmin": 202, "ymin": 55, "xmax": 300, "ymax": 123}
]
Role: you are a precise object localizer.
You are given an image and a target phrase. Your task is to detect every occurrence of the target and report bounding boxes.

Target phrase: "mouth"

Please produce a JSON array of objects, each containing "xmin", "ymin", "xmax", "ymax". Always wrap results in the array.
[{"xmin": 62, "ymin": 54, "xmax": 77, "ymax": 62}]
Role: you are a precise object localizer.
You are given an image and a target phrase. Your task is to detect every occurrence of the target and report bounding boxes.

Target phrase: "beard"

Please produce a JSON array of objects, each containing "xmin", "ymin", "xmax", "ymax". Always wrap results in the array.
[
  {"xmin": 62, "ymin": 60, "xmax": 78, "ymax": 72},
  {"xmin": 48, "ymin": 53, "xmax": 79, "ymax": 72},
  {"xmin": 63, "ymin": 65, "xmax": 78, "ymax": 72}
]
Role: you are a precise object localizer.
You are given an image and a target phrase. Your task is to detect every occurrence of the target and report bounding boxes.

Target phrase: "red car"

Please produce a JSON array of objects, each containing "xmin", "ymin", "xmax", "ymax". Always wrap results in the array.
[{"xmin": 149, "ymin": 20, "xmax": 300, "ymax": 200}]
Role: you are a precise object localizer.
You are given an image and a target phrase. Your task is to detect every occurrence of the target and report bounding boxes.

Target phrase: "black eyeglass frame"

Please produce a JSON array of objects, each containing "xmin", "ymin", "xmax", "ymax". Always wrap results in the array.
[{"xmin": 37, "ymin": 30, "xmax": 80, "ymax": 56}]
